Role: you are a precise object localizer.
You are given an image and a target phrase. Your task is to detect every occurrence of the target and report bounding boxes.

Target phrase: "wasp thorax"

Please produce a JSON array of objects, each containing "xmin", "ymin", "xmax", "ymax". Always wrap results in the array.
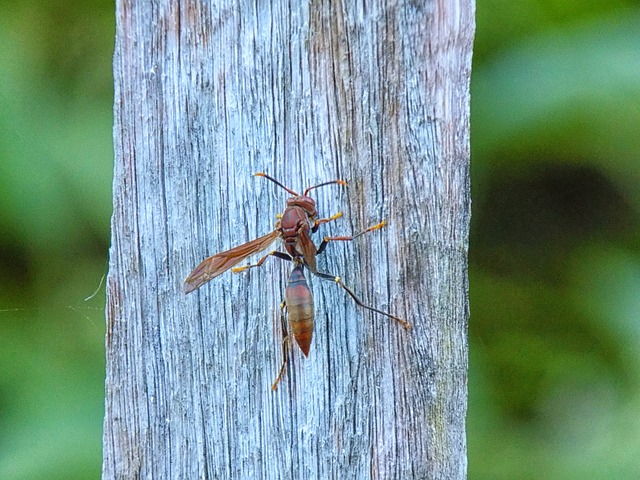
[{"xmin": 286, "ymin": 196, "xmax": 317, "ymax": 217}]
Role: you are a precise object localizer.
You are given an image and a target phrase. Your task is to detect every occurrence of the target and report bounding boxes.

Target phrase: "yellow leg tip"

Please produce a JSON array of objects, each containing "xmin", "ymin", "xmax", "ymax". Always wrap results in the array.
[
  {"xmin": 372, "ymin": 220, "xmax": 386, "ymax": 230},
  {"xmin": 364, "ymin": 220, "xmax": 387, "ymax": 233}
]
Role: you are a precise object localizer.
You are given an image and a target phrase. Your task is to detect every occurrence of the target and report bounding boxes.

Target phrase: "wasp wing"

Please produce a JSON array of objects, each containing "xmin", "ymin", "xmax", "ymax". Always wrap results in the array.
[
  {"xmin": 184, "ymin": 230, "xmax": 280, "ymax": 293},
  {"xmin": 297, "ymin": 226, "xmax": 318, "ymax": 272}
]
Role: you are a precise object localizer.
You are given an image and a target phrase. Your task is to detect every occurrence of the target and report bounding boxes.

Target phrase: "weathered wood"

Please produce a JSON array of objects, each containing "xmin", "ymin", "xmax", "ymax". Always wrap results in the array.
[{"xmin": 103, "ymin": 0, "xmax": 474, "ymax": 478}]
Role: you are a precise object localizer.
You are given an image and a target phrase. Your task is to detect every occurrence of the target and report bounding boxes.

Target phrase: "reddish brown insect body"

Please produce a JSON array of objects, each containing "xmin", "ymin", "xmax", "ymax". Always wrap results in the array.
[
  {"xmin": 184, "ymin": 172, "xmax": 410, "ymax": 390},
  {"xmin": 279, "ymin": 196, "xmax": 318, "ymax": 271},
  {"xmin": 284, "ymin": 264, "xmax": 314, "ymax": 356}
]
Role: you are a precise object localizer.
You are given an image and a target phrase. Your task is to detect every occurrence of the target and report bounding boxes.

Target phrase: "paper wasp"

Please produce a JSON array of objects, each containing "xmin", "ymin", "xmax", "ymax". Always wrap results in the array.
[{"xmin": 184, "ymin": 173, "xmax": 410, "ymax": 389}]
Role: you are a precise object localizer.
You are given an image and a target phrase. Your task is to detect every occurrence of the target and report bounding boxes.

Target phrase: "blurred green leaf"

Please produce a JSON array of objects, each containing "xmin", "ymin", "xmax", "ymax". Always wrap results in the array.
[
  {"xmin": 472, "ymin": 10, "xmax": 640, "ymax": 205},
  {"xmin": 0, "ymin": 0, "xmax": 113, "ymax": 253},
  {"xmin": 470, "ymin": 6, "xmax": 640, "ymax": 480},
  {"xmin": 0, "ymin": 1, "xmax": 111, "ymax": 478}
]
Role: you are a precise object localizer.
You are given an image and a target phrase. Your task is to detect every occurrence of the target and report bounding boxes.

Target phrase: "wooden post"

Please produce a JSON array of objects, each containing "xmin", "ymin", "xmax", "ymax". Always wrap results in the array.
[{"xmin": 103, "ymin": 1, "xmax": 474, "ymax": 478}]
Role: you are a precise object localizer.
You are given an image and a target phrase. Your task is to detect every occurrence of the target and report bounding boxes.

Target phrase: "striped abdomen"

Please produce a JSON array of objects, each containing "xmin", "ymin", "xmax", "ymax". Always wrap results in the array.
[{"xmin": 285, "ymin": 265, "xmax": 314, "ymax": 356}]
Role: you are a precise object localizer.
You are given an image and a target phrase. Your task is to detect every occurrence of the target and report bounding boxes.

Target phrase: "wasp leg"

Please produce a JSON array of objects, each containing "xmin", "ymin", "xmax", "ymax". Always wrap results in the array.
[
  {"xmin": 231, "ymin": 251, "xmax": 292, "ymax": 273},
  {"xmin": 316, "ymin": 220, "xmax": 387, "ymax": 255},
  {"xmin": 308, "ymin": 266, "xmax": 411, "ymax": 330},
  {"xmin": 272, "ymin": 301, "xmax": 291, "ymax": 391},
  {"xmin": 311, "ymin": 211, "xmax": 343, "ymax": 233}
]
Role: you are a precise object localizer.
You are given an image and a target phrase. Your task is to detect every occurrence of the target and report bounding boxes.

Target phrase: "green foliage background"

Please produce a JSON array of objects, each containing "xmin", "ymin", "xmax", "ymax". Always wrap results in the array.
[
  {"xmin": 0, "ymin": 1, "xmax": 638, "ymax": 478},
  {"xmin": 1, "ymin": 0, "xmax": 113, "ymax": 478}
]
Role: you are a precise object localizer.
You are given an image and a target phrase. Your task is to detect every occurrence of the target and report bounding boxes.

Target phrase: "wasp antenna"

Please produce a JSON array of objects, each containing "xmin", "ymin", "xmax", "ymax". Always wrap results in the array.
[
  {"xmin": 254, "ymin": 172, "xmax": 299, "ymax": 196},
  {"xmin": 303, "ymin": 179, "xmax": 348, "ymax": 196}
]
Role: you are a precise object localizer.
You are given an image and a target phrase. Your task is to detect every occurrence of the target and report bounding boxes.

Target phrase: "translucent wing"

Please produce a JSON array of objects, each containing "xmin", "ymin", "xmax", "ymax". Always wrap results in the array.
[{"xmin": 184, "ymin": 230, "xmax": 280, "ymax": 293}]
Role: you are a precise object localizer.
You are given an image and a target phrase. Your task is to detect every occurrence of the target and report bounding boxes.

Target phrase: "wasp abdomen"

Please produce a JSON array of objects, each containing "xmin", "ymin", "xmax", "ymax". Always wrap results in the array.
[{"xmin": 285, "ymin": 265, "xmax": 314, "ymax": 356}]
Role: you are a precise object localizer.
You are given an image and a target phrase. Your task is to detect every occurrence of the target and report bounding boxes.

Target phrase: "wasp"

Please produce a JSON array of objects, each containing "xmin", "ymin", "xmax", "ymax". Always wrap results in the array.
[{"xmin": 184, "ymin": 173, "xmax": 410, "ymax": 389}]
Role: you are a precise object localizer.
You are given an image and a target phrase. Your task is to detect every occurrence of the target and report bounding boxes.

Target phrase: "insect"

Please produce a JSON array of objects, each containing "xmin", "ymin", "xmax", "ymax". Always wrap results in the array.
[{"xmin": 184, "ymin": 173, "xmax": 410, "ymax": 389}]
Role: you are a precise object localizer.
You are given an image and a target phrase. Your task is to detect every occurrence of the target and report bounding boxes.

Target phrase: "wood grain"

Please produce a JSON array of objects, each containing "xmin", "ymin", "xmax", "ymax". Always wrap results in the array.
[{"xmin": 103, "ymin": 0, "xmax": 474, "ymax": 478}]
